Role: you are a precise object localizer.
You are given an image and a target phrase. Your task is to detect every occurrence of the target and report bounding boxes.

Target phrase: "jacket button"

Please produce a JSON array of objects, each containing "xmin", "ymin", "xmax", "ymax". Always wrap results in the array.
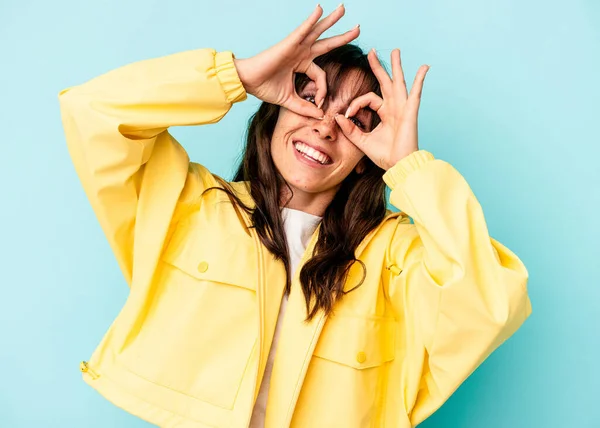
[
  {"xmin": 197, "ymin": 261, "xmax": 209, "ymax": 273},
  {"xmin": 356, "ymin": 352, "xmax": 367, "ymax": 363},
  {"xmin": 388, "ymin": 264, "xmax": 402, "ymax": 276}
]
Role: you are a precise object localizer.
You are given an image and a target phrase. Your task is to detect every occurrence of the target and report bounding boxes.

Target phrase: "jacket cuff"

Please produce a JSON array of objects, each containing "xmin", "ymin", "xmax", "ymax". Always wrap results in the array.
[
  {"xmin": 215, "ymin": 51, "xmax": 247, "ymax": 105},
  {"xmin": 382, "ymin": 150, "xmax": 436, "ymax": 189}
]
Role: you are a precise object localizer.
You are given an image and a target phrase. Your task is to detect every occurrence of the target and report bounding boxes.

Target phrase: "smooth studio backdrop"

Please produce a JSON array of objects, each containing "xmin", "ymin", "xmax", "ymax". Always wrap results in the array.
[{"xmin": 1, "ymin": 0, "xmax": 598, "ymax": 426}]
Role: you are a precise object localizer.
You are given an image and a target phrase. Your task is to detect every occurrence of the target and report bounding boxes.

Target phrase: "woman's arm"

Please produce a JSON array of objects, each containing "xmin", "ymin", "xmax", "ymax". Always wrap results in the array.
[
  {"xmin": 59, "ymin": 48, "xmax": 246, "ymax": 285},
  {"xmin": 59, "ymin": 5, "xmax": 359, "ymax": 287},
  {"xmin": 382, "ymin": 150, "xmax": 532, "ymax": 425},
  {"xmin": 334, "ymin": 47, "xmax": 530, "ymax": 423}
]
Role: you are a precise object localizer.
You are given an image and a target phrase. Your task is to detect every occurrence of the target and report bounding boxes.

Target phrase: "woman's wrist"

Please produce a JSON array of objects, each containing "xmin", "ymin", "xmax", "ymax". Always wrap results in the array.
[
  {"xmin": 382, "ymin": 150, "xmax": 436, "ymax": 189},
  {"xmin": 233, "ymin": 57, "xmax": 253, "ymax": 96},
  {"xmin": 385, "ymin": 147, "xmax": 420, "ymax": 171}
]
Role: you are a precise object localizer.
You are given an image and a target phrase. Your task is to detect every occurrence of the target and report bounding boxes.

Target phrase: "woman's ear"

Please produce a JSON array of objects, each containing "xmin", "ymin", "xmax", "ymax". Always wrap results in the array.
[{"xmin": 354, "ymin": 158, "xmax": 366, "ymax": 174}]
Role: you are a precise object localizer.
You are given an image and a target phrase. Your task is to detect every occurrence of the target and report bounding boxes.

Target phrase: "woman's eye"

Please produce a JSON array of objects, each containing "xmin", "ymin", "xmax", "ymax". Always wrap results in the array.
[
  {"xmin": 302, "ymin": 94, "xmax": 364, "ymax": 129},
  {"xmin": 350, "ymin": 117, "xmax": 365, "ymax": 129}
]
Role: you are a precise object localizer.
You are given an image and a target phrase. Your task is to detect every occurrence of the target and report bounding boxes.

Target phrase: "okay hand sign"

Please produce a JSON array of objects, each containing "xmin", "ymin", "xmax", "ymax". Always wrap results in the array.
[
  {"xmin": 234, "ymin": 4, "xmax": 360, "ymax": 119},
  {"xmin": 334, "ymin": 49, "xmax": 430, "ymax": 171}
]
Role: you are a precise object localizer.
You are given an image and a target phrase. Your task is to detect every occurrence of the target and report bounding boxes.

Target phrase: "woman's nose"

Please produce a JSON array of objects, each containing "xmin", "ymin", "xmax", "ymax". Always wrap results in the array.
[{"xmin": 312, "ymin": 113, "xmax": 338, "ymax": 141}]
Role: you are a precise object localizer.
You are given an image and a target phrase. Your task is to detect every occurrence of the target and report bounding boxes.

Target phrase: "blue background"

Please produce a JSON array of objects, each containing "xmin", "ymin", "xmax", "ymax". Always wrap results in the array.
[{"xmin": 1, "ymin": 0, "xmax": 598, "ymax": 426}]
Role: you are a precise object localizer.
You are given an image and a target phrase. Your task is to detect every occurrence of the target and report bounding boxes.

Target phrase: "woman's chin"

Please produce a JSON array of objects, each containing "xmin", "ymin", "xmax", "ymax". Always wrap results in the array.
[{"xmin": 282, "ymin": 176, "xmax": 321, "ymax": 193}]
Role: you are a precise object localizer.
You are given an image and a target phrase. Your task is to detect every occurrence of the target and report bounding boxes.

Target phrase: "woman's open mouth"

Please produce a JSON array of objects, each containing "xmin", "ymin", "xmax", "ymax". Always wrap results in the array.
[{"xmin": 293, "ymin": 140, "xmax": 332, "ymax": 166}]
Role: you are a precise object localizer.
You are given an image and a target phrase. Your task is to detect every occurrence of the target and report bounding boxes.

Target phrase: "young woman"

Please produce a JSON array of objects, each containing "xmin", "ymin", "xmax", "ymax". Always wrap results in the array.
[{"xmin": 59, "ymin": 5, "xmax": 532, "ymax": 428}]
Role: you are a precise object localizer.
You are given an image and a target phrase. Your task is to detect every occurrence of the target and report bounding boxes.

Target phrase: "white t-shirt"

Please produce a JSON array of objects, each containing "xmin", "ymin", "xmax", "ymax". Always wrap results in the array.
[{"xmin": 248, "ymin": 207, "xmax": 322, "ymax": 427}]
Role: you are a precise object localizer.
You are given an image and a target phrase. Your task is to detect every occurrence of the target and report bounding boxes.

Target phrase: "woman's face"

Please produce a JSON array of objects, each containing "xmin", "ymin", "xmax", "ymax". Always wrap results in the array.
[{"xmin": 270, "ymin": 70, "xmax": 375, "ymax": 206}]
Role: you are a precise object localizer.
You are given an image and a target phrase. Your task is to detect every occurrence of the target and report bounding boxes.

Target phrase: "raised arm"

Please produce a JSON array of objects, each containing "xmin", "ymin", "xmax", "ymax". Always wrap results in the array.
[
  {"xmin": 59, "ymin": 48, "xmax": 247, "ymax": 285},
  {"xmin": 335, "ymin": 47, "xmax": 531, "ymax": 424},
  {"xmin": 382, "ymin": 151, "xmax": 531, "ymax": 424},
  {"xmin": 59, "ymin": 5, "xmax": 368, "ymax": 286}
]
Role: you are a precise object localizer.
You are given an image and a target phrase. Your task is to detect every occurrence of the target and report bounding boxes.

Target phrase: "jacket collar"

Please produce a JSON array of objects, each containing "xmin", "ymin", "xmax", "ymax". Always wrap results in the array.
[{"xmin": 226, "ymin": 180, "xmax": 407, "ymax": 426}]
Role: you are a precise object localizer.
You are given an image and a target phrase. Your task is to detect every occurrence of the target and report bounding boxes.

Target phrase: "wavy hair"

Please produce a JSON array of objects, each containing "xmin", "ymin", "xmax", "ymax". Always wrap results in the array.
[{"xmin": 214, "ymin": 44, "xmax": 387, "ymax": 320}]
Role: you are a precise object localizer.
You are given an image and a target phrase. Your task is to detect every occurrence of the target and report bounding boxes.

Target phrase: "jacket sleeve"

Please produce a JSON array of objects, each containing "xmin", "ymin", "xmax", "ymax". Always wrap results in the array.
[
  {"xmin": 59, "ymin": 48, "xmax": 247, "ymax": 286},
  {"xmin": 382, "ymin": 150, "xmax": 532, "ymax": 426}
]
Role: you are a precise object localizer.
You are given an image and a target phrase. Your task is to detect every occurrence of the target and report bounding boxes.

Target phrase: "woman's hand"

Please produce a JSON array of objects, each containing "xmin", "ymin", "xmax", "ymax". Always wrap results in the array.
[
  {"xmin": 234, "ymin": 4, "xmax": 359, "ymax": 119},
  {"xmin": 334, "ymin": 49, "xmax": 430, "ymax": 171}
]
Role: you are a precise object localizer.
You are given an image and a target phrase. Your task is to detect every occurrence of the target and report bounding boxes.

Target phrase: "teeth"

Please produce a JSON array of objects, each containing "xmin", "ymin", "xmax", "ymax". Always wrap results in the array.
[{"xmin": 294, "ymin": 142, "xmax": 331, "ymax": 165}]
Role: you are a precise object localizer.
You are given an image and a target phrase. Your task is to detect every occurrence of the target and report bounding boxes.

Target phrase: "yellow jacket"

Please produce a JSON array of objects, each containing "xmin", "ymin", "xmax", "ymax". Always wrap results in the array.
[{"xmin": 59, "ymin": 48, "xmax": 532, "ymax": 428}]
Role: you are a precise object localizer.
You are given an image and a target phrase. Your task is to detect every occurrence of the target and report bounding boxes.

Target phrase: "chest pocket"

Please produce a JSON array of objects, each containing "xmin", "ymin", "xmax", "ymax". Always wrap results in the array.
[
  {"xmin": 313, "ymin": 314, "xmax": 396, "ymax": 369},
  {"xmin": 121, "ymin": 222, "xmax": 260, "ymax": 411},
  {"xmin": 293, "ymin": 314, "xmax": 397, "ymax": 426},
  {"xmin": 162, "ymin": 222, "xmax": 258, "ymax": 291}
]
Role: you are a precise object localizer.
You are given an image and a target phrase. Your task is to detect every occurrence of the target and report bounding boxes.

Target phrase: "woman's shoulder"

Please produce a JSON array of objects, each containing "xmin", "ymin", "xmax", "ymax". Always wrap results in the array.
[
  {"xmin": 357, "ymin": 210, "xmax": 414, "ymax": 256},
  {"xmin": 179, "ymin": 163, "xmax": 253, "ymax": 206}
]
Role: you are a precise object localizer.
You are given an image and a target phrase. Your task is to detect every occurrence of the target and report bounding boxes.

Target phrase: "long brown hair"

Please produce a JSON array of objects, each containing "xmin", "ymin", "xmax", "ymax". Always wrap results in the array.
[{"xmin": 214, "ymin": 44, "xmax": 387, "ymax": 320}]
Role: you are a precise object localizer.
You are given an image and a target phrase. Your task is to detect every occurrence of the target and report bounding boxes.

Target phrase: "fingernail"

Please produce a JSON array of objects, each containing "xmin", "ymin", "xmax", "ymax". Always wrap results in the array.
[
  {"xmin": 316, "ymin": 4, "xmax": 321, "ymax": 9},
  {"xmin": 317, "ymin": 99, "xmax": 324, "ymax": 109},
  {"xmin": 355, "ymin": 24, "xmax": 360, "ymax": 30},
  {"xmin": 338, "ymin": 3, "xmax": 344, "ymax": 8},
  {"xmin": 344, "ymin": 108, "xmax": 350, "ymax": 118}
]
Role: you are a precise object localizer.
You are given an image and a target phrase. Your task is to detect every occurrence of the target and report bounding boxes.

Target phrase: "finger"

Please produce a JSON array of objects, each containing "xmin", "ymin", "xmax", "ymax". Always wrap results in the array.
[
  {"xmin": 303, "ymin": 62, "xmax": 328, "ymax": 108},
  {"xmin": 344, "ymin": 92, "xmax": 384, "ymax": 120},
  {"xmin": 367, "ymin": 49, "xmax": 393, "ymax": 99},
  {"xmin": 334, "ymin": 113, "xmax": 366, "ymax": 146},
  {"xmin": 312, "ymin": 25, "xmax": 360, "ymax": 57},
  {"xmin": 286, "ymin": 94, "xmax": 324, "ymax": 119},
  {"xmin": 289, "ymin": 5, "xmax": 324, "ymax": 44},
  {"xmin": 391, "ymin": 49, "xmax": 408, "ymax": 99},
  {"xmin": 407, "ymin": 65, "xmax": 430, "ymax": 115},
  {"xmin": 305, "ymin": 4, "xmax": 346, "ymax": 44}
]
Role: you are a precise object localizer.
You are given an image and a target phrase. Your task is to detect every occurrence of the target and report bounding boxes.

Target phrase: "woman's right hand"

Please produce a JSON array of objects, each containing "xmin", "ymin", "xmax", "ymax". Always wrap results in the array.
[{"xmin": 233, "ymin": 4, "xmax": 359, "ymax": 119}]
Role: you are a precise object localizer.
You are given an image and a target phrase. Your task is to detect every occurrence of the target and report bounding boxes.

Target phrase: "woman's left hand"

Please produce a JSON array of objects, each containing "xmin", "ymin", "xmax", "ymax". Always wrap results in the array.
[{"xmin": 334, "ymin": 49, "xmax": 430, "ymax": 171}]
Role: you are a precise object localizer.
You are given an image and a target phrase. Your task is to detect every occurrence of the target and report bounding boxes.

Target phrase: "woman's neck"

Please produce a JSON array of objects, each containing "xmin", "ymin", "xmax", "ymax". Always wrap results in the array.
[{"xmin": 280, "ymin": 185, "xmax": 337, "ymax": 217}]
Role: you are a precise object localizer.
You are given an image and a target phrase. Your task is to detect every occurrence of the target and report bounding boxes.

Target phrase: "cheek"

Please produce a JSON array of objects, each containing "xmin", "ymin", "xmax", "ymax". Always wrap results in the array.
[
  {"xmin": 270, "ymin": 113, "xmax": 291, "ymax": 159},
  {"xmin": 339, "ymin": 142, "xmax": 365, "ymax": 171},
  {"xmin": 271, "ymin": 110, "xmax": 308, "ymax": 162}
]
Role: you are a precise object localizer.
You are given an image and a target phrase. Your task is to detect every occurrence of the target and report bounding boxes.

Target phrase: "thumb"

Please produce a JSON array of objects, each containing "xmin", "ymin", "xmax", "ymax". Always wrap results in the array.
[{"xmin": 334, "ymin": 114, "xmax": 365, "ymax": 147}]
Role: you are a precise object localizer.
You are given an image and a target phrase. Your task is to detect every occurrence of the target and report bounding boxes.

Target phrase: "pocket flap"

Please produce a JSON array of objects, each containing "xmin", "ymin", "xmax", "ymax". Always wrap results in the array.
[
  {"xmin": 313, "ymin": 315, "xmax": 396, "ymax": 369},
  {"xmin": 162, "ymin": 225, "xmax": 258, "ymax": 291}
]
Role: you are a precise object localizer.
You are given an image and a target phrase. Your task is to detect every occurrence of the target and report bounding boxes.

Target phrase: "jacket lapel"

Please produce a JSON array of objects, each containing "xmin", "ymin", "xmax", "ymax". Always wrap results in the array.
[
  {"xmin": 229, "ymin": 181, "xmax": 288, "ymax": 401},
  {"xmin": 264, "ymin": 226, "xmax": 326, "ymax": 427}
]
